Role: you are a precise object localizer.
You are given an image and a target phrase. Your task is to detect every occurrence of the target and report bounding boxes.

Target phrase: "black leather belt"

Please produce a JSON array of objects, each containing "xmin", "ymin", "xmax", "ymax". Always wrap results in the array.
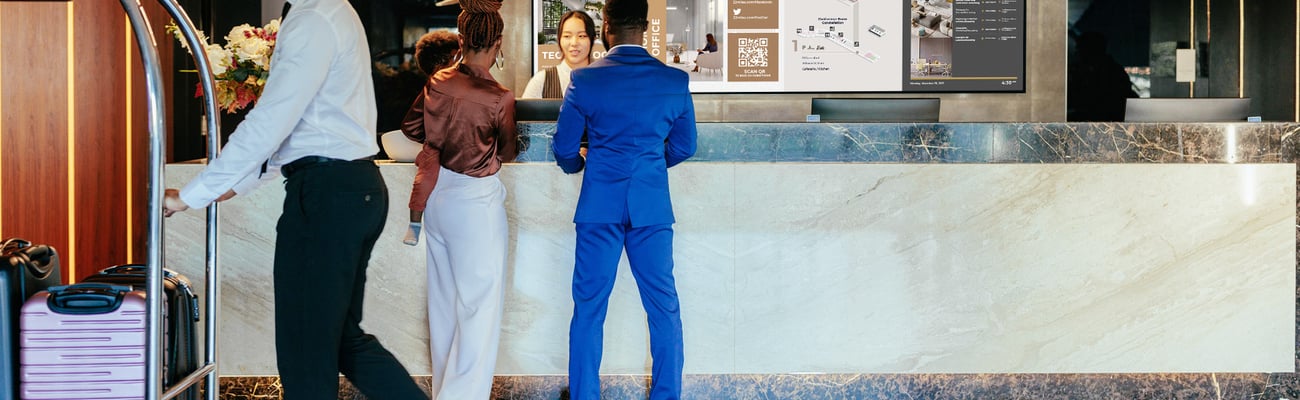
[{"xmin": 281, "ymin": 155, "xmax": 374, "ymax": 177}]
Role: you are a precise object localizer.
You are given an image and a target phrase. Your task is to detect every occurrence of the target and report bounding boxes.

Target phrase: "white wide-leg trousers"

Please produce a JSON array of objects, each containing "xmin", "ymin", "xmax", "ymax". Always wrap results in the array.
[{"xmin": 422, "ymin": 166, "xmax": 508, "ymax": 399}]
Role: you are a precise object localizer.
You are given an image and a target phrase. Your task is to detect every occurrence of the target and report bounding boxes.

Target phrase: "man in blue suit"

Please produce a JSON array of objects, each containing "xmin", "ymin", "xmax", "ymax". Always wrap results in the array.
[{"xmin": 552, "ymin": 0, "xmax": 697, "ymax": 398}]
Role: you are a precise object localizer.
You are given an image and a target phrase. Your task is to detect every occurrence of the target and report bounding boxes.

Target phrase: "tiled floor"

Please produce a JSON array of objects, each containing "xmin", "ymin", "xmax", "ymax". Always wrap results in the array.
[{"xmin": 217, "ymin": 372, "xmax": 1300, "ymax": 399}]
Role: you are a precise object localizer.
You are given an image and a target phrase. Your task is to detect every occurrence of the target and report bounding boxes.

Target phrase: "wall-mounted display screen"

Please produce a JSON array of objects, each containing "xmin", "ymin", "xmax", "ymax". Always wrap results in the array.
[{"xmin": 531, "ymin": 0, "xmax": 1026, "ymax": 93}]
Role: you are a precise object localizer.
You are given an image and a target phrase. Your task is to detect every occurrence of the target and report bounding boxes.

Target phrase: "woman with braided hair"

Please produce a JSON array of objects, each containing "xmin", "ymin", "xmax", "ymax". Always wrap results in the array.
[{"xmin": 399, "ymin": 0, "xmax": 518, "ymax": 397}]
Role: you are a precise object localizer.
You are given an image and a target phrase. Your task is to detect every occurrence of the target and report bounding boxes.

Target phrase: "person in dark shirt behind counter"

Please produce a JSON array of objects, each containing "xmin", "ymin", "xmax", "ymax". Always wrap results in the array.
[{"xmin": 1067, "ymin": 31, "xmax": 1138, "ymax": 121}]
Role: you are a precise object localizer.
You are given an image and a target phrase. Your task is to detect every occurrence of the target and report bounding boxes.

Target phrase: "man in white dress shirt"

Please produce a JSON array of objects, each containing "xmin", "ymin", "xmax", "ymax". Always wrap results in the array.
[{"xmin": 162, "ymin": 1, "xmax": 428, "ymax": 398}]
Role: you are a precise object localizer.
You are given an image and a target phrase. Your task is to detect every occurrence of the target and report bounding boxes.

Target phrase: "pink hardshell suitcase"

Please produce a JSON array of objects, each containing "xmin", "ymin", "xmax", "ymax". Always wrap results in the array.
[{"xmin": 18, "ymin": 283, "xmax": 149, "ymax": 400}]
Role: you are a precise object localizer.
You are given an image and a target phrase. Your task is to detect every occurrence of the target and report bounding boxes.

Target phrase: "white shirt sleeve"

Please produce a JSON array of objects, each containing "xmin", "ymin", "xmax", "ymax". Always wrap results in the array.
[
  {"xmin": 521, "ymin": 71, "xmax": 547, "ymax": 99},
  {"xmin": 178, "ymin": 11, "xmax": 337, "ymax": 209},
  {"xmin": 229, "ymin": 164, "xmax": 279, "ymax": 196}
]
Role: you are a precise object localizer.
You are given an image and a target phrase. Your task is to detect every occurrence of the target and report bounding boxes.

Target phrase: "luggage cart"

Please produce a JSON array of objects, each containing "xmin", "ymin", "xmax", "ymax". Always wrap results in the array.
[{"xmin": 118, "ymin": 0, "xmax": 222, "ymax": 398}]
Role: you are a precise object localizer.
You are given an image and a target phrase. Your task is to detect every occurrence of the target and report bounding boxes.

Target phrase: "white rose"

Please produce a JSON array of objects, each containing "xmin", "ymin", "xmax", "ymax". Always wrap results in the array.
[
  {"xmin": 224, "ymin": 24, "xmax": 255, "ymax": 47},
  {"xmin": 204, "ymin": 44, "xmax": 232, "ymax": 75},
  {"xmin": 236, "ymin": 40, "xmax": 271, "ymax": 68},
  {"xmin": 263, "ymin": 19, "xmax": 280, "ymax": 35}
]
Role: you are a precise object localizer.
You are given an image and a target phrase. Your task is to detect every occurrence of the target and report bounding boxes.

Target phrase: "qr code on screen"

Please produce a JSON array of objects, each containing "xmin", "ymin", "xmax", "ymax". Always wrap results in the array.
[{"xmin": 737, "ymin": 37, "xmax": 769, "ymax": 67}]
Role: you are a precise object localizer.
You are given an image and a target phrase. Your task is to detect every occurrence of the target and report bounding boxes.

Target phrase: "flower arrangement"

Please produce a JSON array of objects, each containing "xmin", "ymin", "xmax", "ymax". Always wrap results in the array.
[{"xmin": 167, "ymin": 19, "xmax": 280, "ymax": 113}]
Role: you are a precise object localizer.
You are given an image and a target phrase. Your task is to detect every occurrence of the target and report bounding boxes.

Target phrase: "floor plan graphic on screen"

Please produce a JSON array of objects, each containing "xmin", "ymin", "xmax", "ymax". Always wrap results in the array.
[{"xmin": 785, "ymin": 0, "xmax": 903, "ymax": 92}]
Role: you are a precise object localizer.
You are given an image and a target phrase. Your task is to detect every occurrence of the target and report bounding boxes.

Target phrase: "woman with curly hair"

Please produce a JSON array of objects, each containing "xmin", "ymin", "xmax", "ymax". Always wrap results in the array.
[
  {"xmin": 402, "ymin": 29, "xmax": 460, "ymax": 246},
  {"xmin": 399, "ymin": 0, "xmax": 518, "ymax": 397}
]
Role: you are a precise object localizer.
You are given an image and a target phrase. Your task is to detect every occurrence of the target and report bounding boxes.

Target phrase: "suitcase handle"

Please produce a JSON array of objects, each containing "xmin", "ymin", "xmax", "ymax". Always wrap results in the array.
[
  {"xmin": 1, "ymin": 238, "xmax": 29, "ymax": 252},
  {"xmin": 102, "ymin": 264, "xmax": 165, "ymax": 276},
  {"xmin": 19, "ymin": 244, "xmax": 58, "ymax": 280},
  {"xmin": 3, "ymin": 241, "xmax": 59, "ymax": 281},
  {"xmin": 103, "ymin": 264, "xmax": 183, "ymax": 284},
  {"xmin": 46, "ymin": 283, "xmax": 133, "ymax": 314},
  {"xmin": 101, "ymin": 263, "xmax": 201, "ymax": 322}
]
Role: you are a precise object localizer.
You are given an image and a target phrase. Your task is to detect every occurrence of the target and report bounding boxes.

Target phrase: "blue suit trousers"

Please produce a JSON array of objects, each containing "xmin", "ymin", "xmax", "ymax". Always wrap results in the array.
[{"xmin": 569, "ymin": 221, "xmax": 683, "ymax": 400}]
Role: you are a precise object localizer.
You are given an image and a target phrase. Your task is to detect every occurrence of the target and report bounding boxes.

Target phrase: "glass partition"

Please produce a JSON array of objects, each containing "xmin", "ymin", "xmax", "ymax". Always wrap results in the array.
[{"xmin": 1067, "ymin": 0, "xmax": 1298, "ymax": 122}]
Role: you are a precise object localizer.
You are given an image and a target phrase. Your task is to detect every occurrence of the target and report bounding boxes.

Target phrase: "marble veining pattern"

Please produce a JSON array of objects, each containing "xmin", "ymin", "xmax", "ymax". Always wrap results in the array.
[
  {"xmin": 733, "ymin": 164, "xmax": 1292, "ymax": 373},
  {"xmin": 171, "ymin": 122, "xmax": 1300, "ymax": 398},
  {"xmin": 517, "ymin": 122, "xmax": 1300, "ymax": 163},
  {"xmin": 167, "ymin": 163, "xmax": 1292, "ymax": 375}
]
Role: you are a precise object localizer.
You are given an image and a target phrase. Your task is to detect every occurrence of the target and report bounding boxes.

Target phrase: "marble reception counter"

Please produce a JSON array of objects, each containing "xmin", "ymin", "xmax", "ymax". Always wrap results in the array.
[{"xmin": 165, "ymin": 122, "xmax": 1299, "ymax": 398}]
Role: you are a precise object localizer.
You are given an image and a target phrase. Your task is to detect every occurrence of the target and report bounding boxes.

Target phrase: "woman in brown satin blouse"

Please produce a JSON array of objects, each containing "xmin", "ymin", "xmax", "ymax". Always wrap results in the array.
[{"xmin": 398, "ymin": 0, "xmax": 519, "ymax": 397}]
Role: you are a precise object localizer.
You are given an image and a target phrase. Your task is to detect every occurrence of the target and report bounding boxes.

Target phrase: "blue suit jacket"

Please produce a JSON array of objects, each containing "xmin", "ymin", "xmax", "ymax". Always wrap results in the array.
[{"xmin": 553, "ymin": 45, "xmax": 697, "ymax": 227}]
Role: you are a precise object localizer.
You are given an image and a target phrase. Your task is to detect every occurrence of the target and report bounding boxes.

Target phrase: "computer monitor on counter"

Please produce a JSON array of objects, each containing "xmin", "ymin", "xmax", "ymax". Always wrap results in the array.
[
  {"xmin": 515, "ymin": 99, "xmax": 563, "ymax": 121},
  {"xmin": 1124, "ymin": 98, "xmax": 1252, "ymax": 122},
  {"xmin": 811, "ymin": 98, "xmax": 941, "ymax": 123}
]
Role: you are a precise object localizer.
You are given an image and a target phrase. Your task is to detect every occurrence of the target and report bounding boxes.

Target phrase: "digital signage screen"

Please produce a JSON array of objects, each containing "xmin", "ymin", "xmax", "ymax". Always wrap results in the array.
[{"xmin": 531, "ymin": 0, "xmax": 1026, "ymax": 93}]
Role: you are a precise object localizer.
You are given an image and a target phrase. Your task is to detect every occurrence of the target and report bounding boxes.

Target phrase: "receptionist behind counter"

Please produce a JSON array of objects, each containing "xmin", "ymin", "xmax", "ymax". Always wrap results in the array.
[{"xmin": 522, "ymin": 10, "xmax": 597, "ymax": 99}]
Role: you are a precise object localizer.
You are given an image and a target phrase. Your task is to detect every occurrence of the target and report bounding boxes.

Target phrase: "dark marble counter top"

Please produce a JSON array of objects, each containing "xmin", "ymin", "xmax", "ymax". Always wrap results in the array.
[{"xmin": 515, "ymin": 122, "xmax": 1300, "ymax": 164}]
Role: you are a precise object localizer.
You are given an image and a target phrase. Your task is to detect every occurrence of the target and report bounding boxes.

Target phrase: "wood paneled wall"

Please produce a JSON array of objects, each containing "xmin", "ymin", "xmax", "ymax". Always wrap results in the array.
[{"xmin": 1, "ymin": 0, "xmax": 170, "ymax": 282}]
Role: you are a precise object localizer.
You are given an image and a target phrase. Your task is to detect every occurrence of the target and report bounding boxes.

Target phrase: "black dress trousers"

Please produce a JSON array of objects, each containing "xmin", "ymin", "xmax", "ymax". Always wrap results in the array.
[{"xmin": 272, "ymin": 160, "xmax": 428, "ymax": 400}]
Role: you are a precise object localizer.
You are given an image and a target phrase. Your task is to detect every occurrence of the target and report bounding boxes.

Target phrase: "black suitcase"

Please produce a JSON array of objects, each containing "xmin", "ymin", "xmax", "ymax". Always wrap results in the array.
[
  {"xmin": 0, "ymin": 238, "xmax": 61, "ymax": 400},
  {"xmin": 80, "ymin": 264, "xmax": 200, "ymax": 400}
]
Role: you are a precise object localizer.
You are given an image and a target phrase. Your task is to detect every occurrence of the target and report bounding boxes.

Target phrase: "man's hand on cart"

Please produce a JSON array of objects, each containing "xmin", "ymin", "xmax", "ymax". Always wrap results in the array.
[
  {"xmin": 163, "ymin": 189, "xmax": 236, "ymax": 217},
  {"xmin": 163, "ymin": 189, "xmax": 188, "ymax": 217}
]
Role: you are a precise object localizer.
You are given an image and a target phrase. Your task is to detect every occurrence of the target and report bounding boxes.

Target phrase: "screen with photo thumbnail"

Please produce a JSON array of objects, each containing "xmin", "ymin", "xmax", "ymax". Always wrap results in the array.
[{"xmin": 531, "ymin": 0, "xmax": 1025, "ymax": 93}]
